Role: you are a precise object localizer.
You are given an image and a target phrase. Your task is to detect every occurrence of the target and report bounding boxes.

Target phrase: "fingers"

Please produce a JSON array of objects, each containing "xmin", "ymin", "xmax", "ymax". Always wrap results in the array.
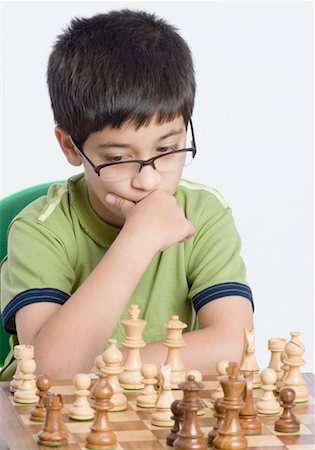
[{"xmin": 105, "ymin": 193, "xmax": 135, "ymax": 215}]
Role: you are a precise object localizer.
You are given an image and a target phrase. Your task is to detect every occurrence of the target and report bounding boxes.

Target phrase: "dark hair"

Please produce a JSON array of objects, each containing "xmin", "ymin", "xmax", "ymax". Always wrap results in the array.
[{"xmin": 47, "ymin": 9, "xmax": 195, "ymax": 145}]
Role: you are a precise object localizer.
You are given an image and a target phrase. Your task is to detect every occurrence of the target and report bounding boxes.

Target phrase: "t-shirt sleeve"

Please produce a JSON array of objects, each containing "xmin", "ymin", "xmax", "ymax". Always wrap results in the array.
[
  {"xmin": 0, "ymin": 217, "xmax": 75, "ymax": 333},
  {"xmin": 187, "ymin": 201, "xmax": 254, "ymax": 313}
]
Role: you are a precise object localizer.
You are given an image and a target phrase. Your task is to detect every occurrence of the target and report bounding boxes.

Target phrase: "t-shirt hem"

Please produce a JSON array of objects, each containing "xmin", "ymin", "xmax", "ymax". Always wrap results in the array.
[
  {"xmin": 192, "ymin": 282, "xmax": 254, "ymax": 313},
  {"xmin": 2, "ymin": 288, "xmax": 70, "ymax": 334}
]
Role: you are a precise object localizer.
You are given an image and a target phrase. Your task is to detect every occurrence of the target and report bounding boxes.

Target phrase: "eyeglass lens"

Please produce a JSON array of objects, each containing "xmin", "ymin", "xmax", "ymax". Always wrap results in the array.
[{"xmin": 99, "ymin": 150, "xmax": 193, "ymax": 181}]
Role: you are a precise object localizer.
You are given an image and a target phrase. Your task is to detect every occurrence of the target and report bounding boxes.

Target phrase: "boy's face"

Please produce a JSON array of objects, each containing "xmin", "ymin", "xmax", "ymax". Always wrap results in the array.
[{"xmin": 65, "ymin": 115, "xmax": 188, "ymax": 227}]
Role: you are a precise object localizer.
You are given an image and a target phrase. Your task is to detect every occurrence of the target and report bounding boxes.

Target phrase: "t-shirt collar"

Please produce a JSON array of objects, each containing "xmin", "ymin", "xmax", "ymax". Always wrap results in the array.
[{"xmin": 69, "ymin": 173, "xmax": 121, "ymax": 247}]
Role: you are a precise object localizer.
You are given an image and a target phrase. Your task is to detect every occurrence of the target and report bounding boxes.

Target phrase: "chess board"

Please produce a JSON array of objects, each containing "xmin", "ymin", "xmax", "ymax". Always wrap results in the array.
[{"xmin": 0, "ymin": 374, "xmax": 314, "ymax": 450}]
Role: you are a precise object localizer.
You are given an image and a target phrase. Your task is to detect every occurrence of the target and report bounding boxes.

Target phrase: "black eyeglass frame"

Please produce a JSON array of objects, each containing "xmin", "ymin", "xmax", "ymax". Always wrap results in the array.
[{"xmin": 69, "ymin": 119, "xmax": 197, "ymax": 177}]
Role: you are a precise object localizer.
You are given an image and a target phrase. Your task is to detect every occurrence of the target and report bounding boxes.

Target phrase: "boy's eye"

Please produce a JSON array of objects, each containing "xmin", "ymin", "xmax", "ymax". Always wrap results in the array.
[
  {"xmin": 158, "ymin": 145, "xmax": 178, "ymax": 153},
  {"xmin": 104, "ymin": 155, "xmax": 129, "ymax": 163}
]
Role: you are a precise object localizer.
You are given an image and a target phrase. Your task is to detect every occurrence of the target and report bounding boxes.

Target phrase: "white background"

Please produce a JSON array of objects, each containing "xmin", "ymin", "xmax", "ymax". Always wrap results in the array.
[{"xmin": 1, "ymin": 1, "xmax": 314, "ymax": 371}]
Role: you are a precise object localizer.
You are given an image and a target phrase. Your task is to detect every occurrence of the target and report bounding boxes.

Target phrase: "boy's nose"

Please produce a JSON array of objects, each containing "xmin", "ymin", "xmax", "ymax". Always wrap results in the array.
[{"xmin": 131, "ymin": 165, "xmax": 161, "ymax": 191}]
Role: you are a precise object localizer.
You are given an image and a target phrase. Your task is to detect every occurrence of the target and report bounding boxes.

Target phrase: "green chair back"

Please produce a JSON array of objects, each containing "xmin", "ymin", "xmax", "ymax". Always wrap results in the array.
[{"xmin": 0, "ymin": 181, "xmax": 61, "ymax": 367}]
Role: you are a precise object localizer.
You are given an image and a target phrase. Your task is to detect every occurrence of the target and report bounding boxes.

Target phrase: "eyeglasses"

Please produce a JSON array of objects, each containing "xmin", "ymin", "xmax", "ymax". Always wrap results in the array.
[{"xmin": 69, "ymin": 119, "xmax": 197, "ymax": 182}]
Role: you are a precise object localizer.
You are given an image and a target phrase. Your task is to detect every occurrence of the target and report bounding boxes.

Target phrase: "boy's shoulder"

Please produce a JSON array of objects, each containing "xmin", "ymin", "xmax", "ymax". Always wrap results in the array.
[
  {"xmin": 176, "ymin": 178, "xmax": 230, "ymax": 222},
  {"xmin": 8, "ymin": 174, "xmax": 85, "ymax": 233}
]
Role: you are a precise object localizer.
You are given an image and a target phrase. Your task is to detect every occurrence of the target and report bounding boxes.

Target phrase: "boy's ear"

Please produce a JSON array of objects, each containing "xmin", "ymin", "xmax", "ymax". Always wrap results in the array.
[{"xmin": 54, "ymin": 127, "xmax": 82, "ymax": 167}]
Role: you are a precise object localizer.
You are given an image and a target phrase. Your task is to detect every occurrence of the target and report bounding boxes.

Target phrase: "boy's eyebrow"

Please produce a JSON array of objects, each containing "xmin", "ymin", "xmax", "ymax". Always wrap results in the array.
[{"xmin": 95, "ymin": 128, "xmax": 184, "ymax": 149}]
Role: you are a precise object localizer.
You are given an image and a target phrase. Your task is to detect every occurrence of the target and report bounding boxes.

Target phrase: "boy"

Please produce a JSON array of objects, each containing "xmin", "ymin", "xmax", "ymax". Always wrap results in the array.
[{"xmin": 0, "ymin": 9, "xmax": 254, "ymax": 380}]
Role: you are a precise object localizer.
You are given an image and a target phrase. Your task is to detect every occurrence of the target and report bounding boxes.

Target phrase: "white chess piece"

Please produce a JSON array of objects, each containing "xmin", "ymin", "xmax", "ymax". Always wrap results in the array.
[
  {"xmin": 283, "ymin": 331, "xmax": 309, "ymax": 403},
  {"xmin": 14, "ymin": 358, "xmax": 38, "ymax": 404},
  {"xmin": 163, "ymin": 315, "xmax": 187, "ymax": 389},
  {"xmin": 256, "ymin": 368, "xmax": 281, "ymax": 415},
  {"xmin": 210, "ymin": 360, "xmax": 229, "ymax": 403},
  {"xmin": 118, "ymin": 305, "xmax": 146, "ymax": 389},
  {"xmin": 186, "ymin": 369, "xmax": 202, "ymax": 383},
  {"xmin": 267, "ymin": 338, "xmax": 287, "ymax": 380},
  {"xmin": 240, "ymin": 328, "xmax": 261, "ymax": 388},
  {"xmin": 151, "ymin": 365, "xmax": 174, "ymax": 427},
  {"xmin": 102, "ymin": 338, "xmax": 127, "ymax": 411},
  {"xmin": 10, "ymin": 345, "xmax": 34, "ymax": 393},
  {"xmin": 94, "ymin": 354, "xmax": 106, "ymax": 374},
  {"xmin": 69, "ymin": 373, "xmax": 94, "ymax": 420},
  {"xmin": 276, "ymin": 350, "xmax": 289, "ymax": 392},
  {"xmin": 137, "ymin": 364, "xmax": 159, "ymax": 408}
]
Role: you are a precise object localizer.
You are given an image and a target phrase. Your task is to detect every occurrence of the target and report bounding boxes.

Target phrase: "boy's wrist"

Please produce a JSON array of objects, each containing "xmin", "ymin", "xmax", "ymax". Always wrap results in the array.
[{"xmin": 119, "ymin": 226, "xmax": 159, "ymax": 257}]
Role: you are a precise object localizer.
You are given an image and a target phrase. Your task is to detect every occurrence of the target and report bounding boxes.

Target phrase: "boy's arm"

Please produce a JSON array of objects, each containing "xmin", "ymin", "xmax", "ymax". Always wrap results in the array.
[
  {"xmin": 15, "ymin": 189, "xmax": 195, "ymax": 378},
  {"xmin": 140, "ymin": 295, "xmax": 254, "ymax": 374}
]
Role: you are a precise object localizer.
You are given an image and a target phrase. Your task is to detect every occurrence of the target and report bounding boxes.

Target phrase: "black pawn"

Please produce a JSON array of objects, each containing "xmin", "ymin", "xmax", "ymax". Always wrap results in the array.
[
  {"xmin": 208, "ymin": 397, "xmax": 225, "ymax": 445},
  {"xmin": 167, "ymin": 399, "xmax": 184, "ymax": 446},
  {"xmin": 275, "ymin": 388, "xmax": 300, "ymax": 433}
]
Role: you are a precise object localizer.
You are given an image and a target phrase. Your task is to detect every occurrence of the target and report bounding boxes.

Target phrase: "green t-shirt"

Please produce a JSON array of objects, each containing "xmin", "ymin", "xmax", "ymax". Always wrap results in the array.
[{"xmin": 0, "ymin": 174, "xmax": 253, "ymax": 380}]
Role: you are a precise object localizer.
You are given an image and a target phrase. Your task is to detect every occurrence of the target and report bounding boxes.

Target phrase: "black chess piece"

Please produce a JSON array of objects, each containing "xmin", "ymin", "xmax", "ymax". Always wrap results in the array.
[
  {"xmin": 275, "ymin": 387, "xmax": 300, "ymax": 433},
  {"xmin": 208, "ymin": 397, "xmax": 225, "ymax": 445},
  {"xmin": 86, "ymin": 372, "xmax": 117, "ymax": 449},
  {"xmin": 167, "ymin": 399, "xmax": 184, "ymax": 446},
  {"xmin": 173, "ymin": 375, "xmax": 207, "ymax": 450}
]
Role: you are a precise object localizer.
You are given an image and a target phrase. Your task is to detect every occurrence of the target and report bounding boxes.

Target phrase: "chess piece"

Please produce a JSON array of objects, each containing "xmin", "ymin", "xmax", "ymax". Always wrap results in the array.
[
  {"xmin": 37, "ymin": 393, "xmax": 68, "ymax": 446},
  {"xmin": 210, "ymin": 360, "xmax": 229, "ymax": 402},
  {"xmin": 283, "ymin": 332, "xmax": 309, "ymax": 402},
  {"xmin": 118, "ymin": 304, "xmax": 146, "ymax": 389},
  {"xmin": 102, "ymin": 338, "xmax": 127, "ymax": 411},
  {"xmin": 267, "ymin": 338, "xmax": 287, "ymax": 383},
  {"xmin": 256, "ymin": 368, "xmax": 281, "ymax": 415},
  {"xmin": 136, "ymin": 363, "xmax": 159, "ymax": 408},
  {"xmin": 166, "ymin": 399, "xmax": 184, "ymax": 446},
  {"xmin": 208, "ymin": 397, "xmax": 225, "ymax": 445},
  {"xmin": 239, "ymin": 371, "xmax": 262, "ymax": 435},
  {"xmin": 213, "ymin": 362, "xmax": 247, "ymax": 450},
  {"xmin": 187, "ymin": 369, "xmax": 206, "ymax": 415},
  {"xmin": 10, "ymin": 345, "xmax": 34, "ymax": 393},
  {"xmin": 14, "ymin": 358, "xmax": 38, "ymax": 404},
  {"xmin": 240, "ymin": 328, "xmax": 261, "ymax": 388},
  {"xmin": 275, "ymin": 387, "xmax": 300, "ymax": 433},
  {"xmin": 94, "ymin": 354, "xmax": 106, "ymax": 374},
  {"xmin": 163, "ymin": 315, "xmax": 187, "ymax": 389},
  {"xmin": 30, "ymin": 375, "xmax": 52, "ymax": 422},
  {"xmin": 86, "ymin": 372, "xmax": 117, "ymax": 450},
  {"xmin": 69, "ymin": 373, "xmax": 95, "ymax": 420},
  {"xmin": 277, "ymin": 350, "xmax": 289, "ymax": 392},
  {"xmin": 173, "ymin": 374, "xmax": 207, "ymax": 450},
  {"xmin": 186, "ymin": 369, "xmax": 202, "ymax": 383},
  {"xmin": 151, "ymin": 365, "xmax": 175, "ymax": 427}
]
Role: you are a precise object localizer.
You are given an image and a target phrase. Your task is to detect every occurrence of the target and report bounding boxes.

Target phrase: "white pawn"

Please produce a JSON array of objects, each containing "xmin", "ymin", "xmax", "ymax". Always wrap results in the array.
[
  {"xmin": 102, "ymin": 338, "xmax": 127, "ymax": 411},
  {"xmin": 69, "ymin": 373, "xmax": 94, "ymax": 421},
  {"xmin": 256, "ymin": 368, "xmax": 281, "ymax": 415},
  {"xmin": 137, "ymin": 364, "xmax": 159, "ymax": 408},
  {"xmin": 210, "ymin": 360, "xmax": 229, "ymax": 403},
  {"xmin": 186, "ymin": 369, "xmax": 202, "ymax": 383},
  {"xmin": 151, "ymin": 365, "xmax": 174, "ymax": 427},
  {"xmin": 14, "ymin": 358, "xmax": 38, "ymax": 404}
]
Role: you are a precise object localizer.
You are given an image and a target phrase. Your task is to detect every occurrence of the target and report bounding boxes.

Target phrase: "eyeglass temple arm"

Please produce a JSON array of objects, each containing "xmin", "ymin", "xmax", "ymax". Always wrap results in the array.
[{"xmin": 189, "ymin": 119, "xmax": 197, "ymax": 152}]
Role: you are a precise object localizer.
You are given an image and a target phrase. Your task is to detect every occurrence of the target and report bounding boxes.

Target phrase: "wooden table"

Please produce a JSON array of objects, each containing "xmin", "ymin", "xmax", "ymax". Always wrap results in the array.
[{"xmin": 0, "ymin": 374, "xmax": 314, "ymax": 449}]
